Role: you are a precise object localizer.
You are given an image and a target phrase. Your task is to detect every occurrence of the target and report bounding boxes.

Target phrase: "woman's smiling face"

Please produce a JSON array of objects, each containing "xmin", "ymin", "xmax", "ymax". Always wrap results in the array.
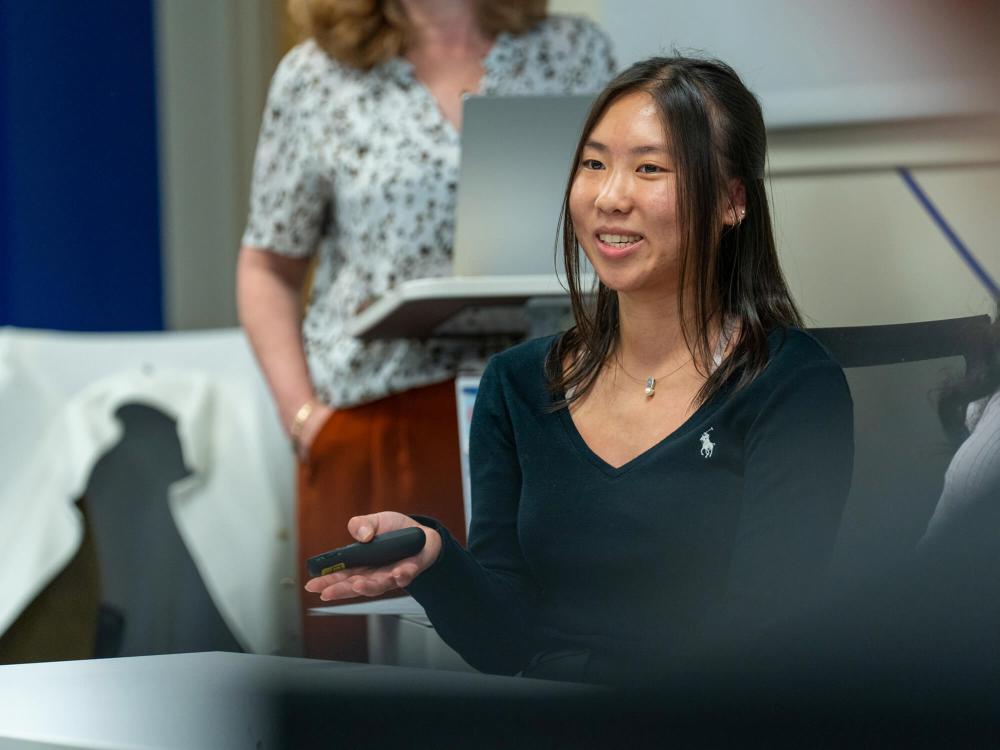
[{"xmin": 569, "ymin": 90, "xmax": 682, "ymax": 297}]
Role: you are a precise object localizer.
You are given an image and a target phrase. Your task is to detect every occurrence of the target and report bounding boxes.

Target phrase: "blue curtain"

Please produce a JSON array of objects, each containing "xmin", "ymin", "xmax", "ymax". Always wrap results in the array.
[{"xmin": 0, "ymin": 0, "xmax": 162, "ymax": 331}]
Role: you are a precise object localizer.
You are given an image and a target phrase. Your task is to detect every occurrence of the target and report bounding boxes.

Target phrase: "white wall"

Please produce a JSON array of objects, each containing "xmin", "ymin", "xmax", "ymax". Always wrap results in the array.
[
  {"xmin": 155, "ymin": 0, "xmax": 278, "ymax": 330},
  {"xmin": 762, "ymin": 115, "xmax": 999, "ymax": 326},
  {"xmin": 597, "ymin": 0, "xmax": 1000, "ymax": 126}
]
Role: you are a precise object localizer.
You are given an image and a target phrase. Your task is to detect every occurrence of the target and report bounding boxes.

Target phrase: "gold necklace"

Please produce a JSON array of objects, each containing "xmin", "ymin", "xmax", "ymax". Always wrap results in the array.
[{"xmin": 615, "ymin": 353, "xmax": 691, "ymax": 398}]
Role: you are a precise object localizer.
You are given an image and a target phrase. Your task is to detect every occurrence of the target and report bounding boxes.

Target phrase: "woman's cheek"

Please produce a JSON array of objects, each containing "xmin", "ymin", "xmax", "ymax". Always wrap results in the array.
[{"xmin": 568, "ymin": 181, "xmax": 585, "ymax": 225}]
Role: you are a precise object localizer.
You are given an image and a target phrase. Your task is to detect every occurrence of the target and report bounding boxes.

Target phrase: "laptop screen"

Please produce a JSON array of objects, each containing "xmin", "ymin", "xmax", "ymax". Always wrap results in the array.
[{"xmin": 451, "ymin": 95, "xmax": 594, "ymax": 278}]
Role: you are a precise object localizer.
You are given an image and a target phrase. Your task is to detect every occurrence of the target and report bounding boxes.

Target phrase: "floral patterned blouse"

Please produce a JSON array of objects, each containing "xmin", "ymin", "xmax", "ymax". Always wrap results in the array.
[{"xmin": 242, "ymin": 15, "xmax": 616, "ymax": 408}]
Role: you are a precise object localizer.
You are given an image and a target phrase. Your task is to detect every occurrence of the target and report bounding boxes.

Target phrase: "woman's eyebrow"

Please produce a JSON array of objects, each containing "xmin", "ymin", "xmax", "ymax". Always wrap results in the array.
[
  {"xmin": 630, "ymin": 144, "xmax": 670, "ymax": 155},
  {"xmin": 583, "ymin": 140, "xmax": 670, "ymax": 156}
]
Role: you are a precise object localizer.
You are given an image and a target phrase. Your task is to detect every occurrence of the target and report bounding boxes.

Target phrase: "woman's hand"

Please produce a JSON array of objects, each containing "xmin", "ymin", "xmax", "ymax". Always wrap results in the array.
[
  {"xmin": 294, "ymin": 402, "xmax": 334, "ymax": 461},
  {"xmin": 303, "ymin": 512, "xmax": 442, "ymax": 600}
]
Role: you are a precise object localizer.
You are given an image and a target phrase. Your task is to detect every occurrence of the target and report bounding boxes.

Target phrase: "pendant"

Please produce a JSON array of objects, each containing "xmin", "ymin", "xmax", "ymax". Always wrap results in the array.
[{"xmin": 645, "ymin": 377, "xmax": 655, "ymax": 397}]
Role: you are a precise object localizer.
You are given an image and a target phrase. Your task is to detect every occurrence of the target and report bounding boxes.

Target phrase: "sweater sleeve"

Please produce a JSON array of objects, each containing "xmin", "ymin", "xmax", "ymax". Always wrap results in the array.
[
  {"xmin": 712, "ymin": 360, "xmax": 854, "ymax": 637},
  {"xmin": 405, "ymin": 358, "xmax": 541, "ymax": 674}
]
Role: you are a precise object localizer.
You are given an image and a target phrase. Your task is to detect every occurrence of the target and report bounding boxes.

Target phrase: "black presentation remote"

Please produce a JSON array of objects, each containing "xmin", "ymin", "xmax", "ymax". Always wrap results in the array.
[{"xmin": 306, "ymin": 527, "xmax": 426, "ymax": 577}]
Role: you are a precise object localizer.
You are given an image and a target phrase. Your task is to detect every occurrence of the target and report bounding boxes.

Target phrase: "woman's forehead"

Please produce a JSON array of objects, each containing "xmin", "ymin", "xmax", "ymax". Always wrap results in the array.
[{"xmin": 587, "ymin": 91, "xmax": 671, "ymax": 150}]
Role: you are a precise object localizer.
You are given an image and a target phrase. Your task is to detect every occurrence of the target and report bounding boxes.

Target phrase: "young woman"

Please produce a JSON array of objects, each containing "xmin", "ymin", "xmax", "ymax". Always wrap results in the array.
[{"xmin": 305, "ymin": 56, "xmax": 855, "ymax": 682}]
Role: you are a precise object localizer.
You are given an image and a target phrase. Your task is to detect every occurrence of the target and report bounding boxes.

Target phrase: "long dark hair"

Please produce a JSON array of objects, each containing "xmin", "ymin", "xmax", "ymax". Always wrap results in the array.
[{"xmin": 546, "ymin": 56, "xmax": 802, "ymax": 407}]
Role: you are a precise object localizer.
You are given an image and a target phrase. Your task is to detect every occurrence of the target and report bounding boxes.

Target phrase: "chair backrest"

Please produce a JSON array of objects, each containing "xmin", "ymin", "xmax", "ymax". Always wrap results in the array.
[
  {"xmin": 810, "ymin": 316, "xmax": 991, "ymax": 369},
  {"xmin": 809, "ymin": 315, "xmax": 991, "ymax": 585}
]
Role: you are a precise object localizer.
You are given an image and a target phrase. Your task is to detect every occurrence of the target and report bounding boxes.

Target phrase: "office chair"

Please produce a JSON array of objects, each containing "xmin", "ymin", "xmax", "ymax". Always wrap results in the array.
[{"xmin": 809, "ymin": 315, "xmax": 992, "ymax": 586}]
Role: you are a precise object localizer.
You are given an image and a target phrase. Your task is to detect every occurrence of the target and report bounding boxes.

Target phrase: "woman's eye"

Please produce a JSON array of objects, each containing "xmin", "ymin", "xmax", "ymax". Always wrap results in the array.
[
  {"xmin": 581, "ymin": 158, "xmax": 604, "ymax": 170},
  {"xmin": 637, "ymin": 164, "xmax": 664, "ymax": 174}
]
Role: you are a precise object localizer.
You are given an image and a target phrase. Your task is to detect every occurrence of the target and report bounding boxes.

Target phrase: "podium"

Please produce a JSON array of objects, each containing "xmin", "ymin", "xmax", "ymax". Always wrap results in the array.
[{"xmin": 347, "ymin": 274, "xmax": 573, "ymax": 341}]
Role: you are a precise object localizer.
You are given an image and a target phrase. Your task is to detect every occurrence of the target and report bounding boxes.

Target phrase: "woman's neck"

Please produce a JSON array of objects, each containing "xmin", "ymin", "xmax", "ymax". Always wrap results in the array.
[
  {"xmin": 399, "ymin": 0, "xmax": 488, "ymax": 54},
  {"xmin": 615, "ymin": 288, "xmax": 698, "ymax": 374}
]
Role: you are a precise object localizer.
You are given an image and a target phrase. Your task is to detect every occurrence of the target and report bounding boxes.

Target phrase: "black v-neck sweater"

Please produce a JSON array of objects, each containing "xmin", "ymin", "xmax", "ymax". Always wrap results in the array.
[{"xmin": 407, "ymin": 328, "xmax": 854, "ymax": 677}]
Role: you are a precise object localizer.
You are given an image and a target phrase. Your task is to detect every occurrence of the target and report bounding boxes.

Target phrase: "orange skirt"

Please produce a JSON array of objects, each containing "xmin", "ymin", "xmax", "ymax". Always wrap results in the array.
[{"xmin": 297, "ymin": 379, "xmax": 467, "ymax": 661}]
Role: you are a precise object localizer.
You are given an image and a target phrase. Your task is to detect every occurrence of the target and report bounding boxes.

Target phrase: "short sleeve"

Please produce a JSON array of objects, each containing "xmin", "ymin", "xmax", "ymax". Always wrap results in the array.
[{"xmin": 241, "ymin": 44, "xmax": 330, "ymax": 257}]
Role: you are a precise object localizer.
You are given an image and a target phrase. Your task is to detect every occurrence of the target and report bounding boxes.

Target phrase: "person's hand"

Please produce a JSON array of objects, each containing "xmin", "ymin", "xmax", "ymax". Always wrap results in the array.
[
  {"xmin": 295, "ymin": 402, "xmax": 334, "ymax": 461},
  {"xmin": 303, "ymin": 512, "xmax": 442, "ymax": 600}
]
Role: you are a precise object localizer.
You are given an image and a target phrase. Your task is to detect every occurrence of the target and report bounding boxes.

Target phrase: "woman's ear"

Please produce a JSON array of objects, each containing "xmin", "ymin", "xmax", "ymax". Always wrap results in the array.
[{"xmin": 721, "ymin": 178, "xmax": 747, "ymax": 226}]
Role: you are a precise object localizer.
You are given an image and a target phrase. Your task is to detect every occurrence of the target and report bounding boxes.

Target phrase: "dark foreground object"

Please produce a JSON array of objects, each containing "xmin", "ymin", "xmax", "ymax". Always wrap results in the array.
[
  {"xmin": 285, "ymin": 525, "xmax": 1000, "ymax": 748},
  {"xmin": 0, "ymin": 643, "xmax": 995, "ymax": 749}
]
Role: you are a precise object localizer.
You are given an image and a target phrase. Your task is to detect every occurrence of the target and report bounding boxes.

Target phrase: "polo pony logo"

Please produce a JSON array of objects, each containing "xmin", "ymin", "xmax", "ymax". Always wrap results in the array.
[{"xmin": 699, "ymin": 428, "xmax": 715, "ymax": 458}]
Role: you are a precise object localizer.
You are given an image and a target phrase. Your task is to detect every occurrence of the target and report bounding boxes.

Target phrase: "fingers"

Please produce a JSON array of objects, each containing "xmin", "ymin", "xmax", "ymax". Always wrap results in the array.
[
  {"xmin": 303, "ymin": 568, "xmax": 355, "ymax": 593},
  {"xmin": 388, "ymin": 560, "xmax": 420, "ymax": 588},
  {"xmin": 346, "ymin": 510, "xmax": 418, "ymax": 543},
  {"xmin": 348, "ymin": 571, "xmax": 398, "ymax": 597},
  {"xmin": 303, "ymin": 564, "xmax": 379, "ymax": 595},
  {"xmin": 313, "ymin": 571, "xmax": 399, "ymax": 601},
  {"xmin": 347, "ymin": 513, "xmax": 381, "ymax": 543},
  {"xmin": 303, "ymin": 557, "xmax": 423, "ymax": 600},
  {"xmin": 304, "ymin": 511, "xmax": 427, "ymax": 601}
]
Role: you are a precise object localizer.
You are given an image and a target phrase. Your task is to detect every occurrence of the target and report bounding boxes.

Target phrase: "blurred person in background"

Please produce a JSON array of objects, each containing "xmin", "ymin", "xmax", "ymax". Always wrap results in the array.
[
  {"xmin": 922, "ymin": 307, "xmax": 1000, "ymax": 554},
  {"xmin": 237, "ymin": 0, "xmax": 616, "ymax": 661}
]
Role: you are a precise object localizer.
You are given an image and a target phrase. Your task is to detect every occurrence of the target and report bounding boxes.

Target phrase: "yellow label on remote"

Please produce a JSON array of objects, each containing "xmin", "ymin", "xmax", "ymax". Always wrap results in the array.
[{"xmin": 321, "ymin": 562, "xmax": 346, "ymax": 575}]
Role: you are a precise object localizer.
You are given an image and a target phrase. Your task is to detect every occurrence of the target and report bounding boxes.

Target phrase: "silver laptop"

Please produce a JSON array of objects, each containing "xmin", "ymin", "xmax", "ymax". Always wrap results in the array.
[
  {"xmin": 349, "ymin": 94, "xmax": 595, "ymax": 340},
  {"xmin": 451, "ymin": 95, "xmax": 594, "ymax": 276}
]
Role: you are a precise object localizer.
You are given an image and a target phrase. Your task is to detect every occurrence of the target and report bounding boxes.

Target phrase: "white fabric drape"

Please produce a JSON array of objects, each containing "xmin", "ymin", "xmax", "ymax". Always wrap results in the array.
[{"xmin": 0, "ymin": 327, "xmax": 297, "ymax": 655}]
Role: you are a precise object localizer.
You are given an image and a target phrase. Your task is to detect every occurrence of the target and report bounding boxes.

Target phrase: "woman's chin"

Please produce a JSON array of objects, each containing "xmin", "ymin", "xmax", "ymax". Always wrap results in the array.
[
  {"xmin": 596, "ymin": 274, "xmax": 680, "ymax": 302},
  {"xmin": 595, "ymin": 271, "xmax": 643, "ymax": 295}
]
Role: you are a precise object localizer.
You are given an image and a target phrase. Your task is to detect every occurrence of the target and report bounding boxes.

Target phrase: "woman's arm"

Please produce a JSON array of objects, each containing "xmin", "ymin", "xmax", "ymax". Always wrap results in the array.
[
  {"xmin": 714, "ymin": 361, "xmax": 855, "ymax": 638},
  {"xmin": 238, "ymin": 44, "xmax": 333, "ymax": 455},
  {"xmin": 236, "ymin": 246, "xmax": 331, "ymax": 453},
  {"xmin": 305, "ymin": 358, "xmax": 542, "ymax": 674}
]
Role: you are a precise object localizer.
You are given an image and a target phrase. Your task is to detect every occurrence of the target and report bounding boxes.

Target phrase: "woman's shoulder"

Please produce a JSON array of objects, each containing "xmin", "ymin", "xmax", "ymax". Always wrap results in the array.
[
  {"xmin": 487, "ymin": 335, "xmax": 559, "ymax": 377},
  {"xmin": 474, "ymin": 336, "xmax": 559, "ymax": 414},
  {"xmin": 269, "ymin": 39, "xmax": 367, "ymax": 97},
  {"xmin": 529, "ymin": 14, "xmax": 611, "ymax": 43},
  {"xmin": 767, "ymin": 327, "xmax": 844, "ymax": 373},
  {"xmin": 523, "ymin": 14, "xmax": 614, "ymax": 61},
  {"xmin": 273, "ymin": 39, "xmax": 331, "ymax": 81},
  {"xmin": 501, "ymin": 15, "xmax": 616, "ymax": 90},
  {"xmin": 721, "ymin": 328, "xmax": 853, "ymax": 436},
  {"xmin": 741, "ymin": 327, "xmax": 852, "ymax": 406},
  {"xmin": 262, "ymin": 39, "xmax": 396, "ymax": 138}
]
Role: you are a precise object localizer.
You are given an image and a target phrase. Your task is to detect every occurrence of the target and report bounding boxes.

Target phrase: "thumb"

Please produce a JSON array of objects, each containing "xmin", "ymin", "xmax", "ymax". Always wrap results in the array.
[{"xmin": 348, "ymin": 514, "xmax": 380, "ymax": 543}]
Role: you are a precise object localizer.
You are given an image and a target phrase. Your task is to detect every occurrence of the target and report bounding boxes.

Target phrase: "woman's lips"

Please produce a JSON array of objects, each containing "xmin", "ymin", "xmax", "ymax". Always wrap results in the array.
[{"xmin": 594, "ymin": 233, "xmax": 644, "ymax": 259}]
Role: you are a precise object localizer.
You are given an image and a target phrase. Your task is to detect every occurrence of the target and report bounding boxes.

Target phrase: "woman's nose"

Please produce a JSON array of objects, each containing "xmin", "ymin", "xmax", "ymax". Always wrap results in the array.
[{"xmin": 593, "ymin": 171, "xmax": 632, "ymax": 214}]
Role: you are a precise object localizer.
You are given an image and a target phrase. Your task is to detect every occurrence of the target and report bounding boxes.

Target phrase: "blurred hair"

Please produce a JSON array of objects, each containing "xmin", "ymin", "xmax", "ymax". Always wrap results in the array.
[
  {"xmin": 547, "ymin": 56, "xmax": 803, "ymax": 407},
  {"xmin": 287, "ymin": 0, "xmax": 548, "ymax": 70},
  {"xmin": 938, "ymin": 305, "xmax": 1000, "ymax": 442}
]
